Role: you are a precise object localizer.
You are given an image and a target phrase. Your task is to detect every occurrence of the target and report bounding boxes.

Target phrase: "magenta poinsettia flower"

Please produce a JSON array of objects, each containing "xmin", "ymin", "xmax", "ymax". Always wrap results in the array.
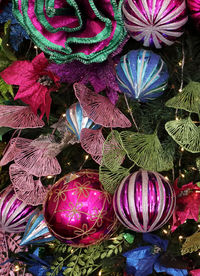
[
  {"xmin": 0, "ymin": 52, "xmax": 60, "ymax": 119},
  {"xmin": 172, "ymin": 179, "xmax": 200, "ymax": 232}
]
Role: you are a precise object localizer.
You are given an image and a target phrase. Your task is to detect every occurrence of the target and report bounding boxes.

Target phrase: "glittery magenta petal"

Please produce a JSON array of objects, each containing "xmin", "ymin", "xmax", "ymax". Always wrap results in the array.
[
  {"xmin": 32, "ymin": 52, "xmax": 49, "ymax": 72},
  {"xmin": 0, "ymin": 61, "xmax": 32, "ymax": 85}
]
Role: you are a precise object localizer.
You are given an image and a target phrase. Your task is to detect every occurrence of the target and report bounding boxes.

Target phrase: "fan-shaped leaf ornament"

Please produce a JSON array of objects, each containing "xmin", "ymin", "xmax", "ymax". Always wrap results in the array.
[
  {"xmin": 80, "ymin": 128, "xmax": 105, "ymax": 157},
  {"xmin": 0, "ymin": 137, "xmax": 31, "ymax": 166},
  {"xmin": 181, "ymin": 231, "xmax": 200, "ymax": 255},
  {"xmin": 73, "ymin": 82, "xmax": 131, "ymax": 128},
  {"xmin": 10, "ymin": 164, "xmax": 48, "ymax": 206},
  {"xmin": 166, "ymin": 81, "xmax": 200, "ymax": 114},
  {"xmin": 0, "ymin": 105, "xmax": 44, "ymax": 128},
  {"xmin": 120, "ymin": 131, "xmax": 173, "ymax": 172},
  {"xmin": 102, "ymin": 130, "xmax": 126, "ymax": 171},
  {"xmin": 14, "ymin": 135, "xmax": 61, "ymax": 177},
  {"xmin": 165, "ymin": 117, "xmax": 200, "ymax": 153},
  {"xmin": 99, "ymin": 165, "xmax": 129, "ymax": 194}
]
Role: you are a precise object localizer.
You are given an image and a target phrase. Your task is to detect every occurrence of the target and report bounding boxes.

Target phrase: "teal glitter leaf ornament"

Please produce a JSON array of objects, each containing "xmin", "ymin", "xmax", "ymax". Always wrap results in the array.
[
  {"xmin": 166, "ymin": 81, "xmax": 200, "ymax": 114},
  {"xmin": 165, "ymin": 117, "xmax": 200, "ymax": 153},
  {"xmin": 120, "ymin": 131, "xmax": 173, "ymax": 171},
  {"xmin": 102, "ymin": 130, "xmax": 126, "ymax": 171},
  {"xmin": 99, "ymin": 165, "xmax": 129, "ymax": 194}
]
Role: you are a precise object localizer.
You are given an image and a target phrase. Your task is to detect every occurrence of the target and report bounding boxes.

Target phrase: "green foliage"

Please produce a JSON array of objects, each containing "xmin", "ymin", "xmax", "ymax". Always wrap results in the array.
[
  {"xmin": 99, "ymin": 165, "xmax": 129, "ymax": 194},
  {"xmin": 102, "ymin": 130, "xmax": 126, "ymax": 172},
  {"xmin": 0, "ymin": 21, "xmax": 16, "ymax": 72},
  {"xmin": 0, "ymin": 127, "xmax": 11, "ymax": 141},
  {"xmin": 0, "ymin": 78, "xmax": 14, "ymax": 103},
  {"xmin": 166, "ymin": 81, "xmax": 200, "ymax": 114},
  {"xmin": 120, "ymin": 130, "xmax": 173, "ymax": 172},
  {"xmin": 165, "ymin": 116, "xmax": 200, "ymax": 153},
  {"xmin": 181, "ymin": 231, "xmax": 200, "ymax": 255},
  {"xmin": 48, "ymin": 233, "xmax": 128, "ymax": 276}
]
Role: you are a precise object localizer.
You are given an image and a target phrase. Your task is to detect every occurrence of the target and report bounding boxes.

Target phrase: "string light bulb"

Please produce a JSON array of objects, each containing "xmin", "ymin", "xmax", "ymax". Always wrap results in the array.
[
  {"xmin": 162, "ymin": 229, "xmax": 168, "ymax": 235},
  {"xmin": 178, "ymin": 61, "xmax": 182, "ymax": 66},
  {"xmin": 178, "ymin": 235, "xmax": 184, "ymax": 241},
  {"xmin": 198, "ymin": 251, "xmax": 200, "ymax": 256},
  {"xmin": 164, "ymin": 176, "xmax": 169, "ymax": 181},
  {"xmin": 178, "ymin": 88, "xmax": 183, "ymax": 92},
  {"xmin": 34, "ymin": 45, "xmax": 38, "ymax": 49},
  {"xmin": 62, "ymin": 113, "xmax": 66, "ymax": 117},
  {"xmin": 98, "ymin": 270, "xmax": 102, "ymax": 276},
  {"xmin": 85, "ymin": 155, "xmax": 89, "ymax": 161},
  {"xmin": 47, "ymin": 175, "xmax": 53, "ymax": 179},
  {"xmin": 180, "ymin": 173, "xmax": 185, "ymax": 178},
  {"xmin": 13, "ymin": 264, "xmax": 21, "ymax": 272},
  {"xmin": 180, "ymin": 147, "xmax": 184, "ymax": 152},
  {"xmin": 175, "ymin": 117, "xmax": 179, "ymax": 121}
]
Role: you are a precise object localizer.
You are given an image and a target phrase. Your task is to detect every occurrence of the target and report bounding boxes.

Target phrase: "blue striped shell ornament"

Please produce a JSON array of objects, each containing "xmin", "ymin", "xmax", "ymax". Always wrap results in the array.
[
  {"xmin": 66, "ymin": 102, "xmax": 99, "ymax": 140},
  {"xmin": 20, "ymin": 211, "xmax": 54, "ymax": 246},
  {"xmin": 116, "ymin": 49, "xmax": 169, "ymax": 102}
]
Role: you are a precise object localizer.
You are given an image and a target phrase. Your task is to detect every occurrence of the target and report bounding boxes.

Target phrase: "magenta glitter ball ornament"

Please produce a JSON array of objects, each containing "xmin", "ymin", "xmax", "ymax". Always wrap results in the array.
[
  {"xmin": 122, "ymin": 0, "xmax": 188, "ymax": 48},
  {"xmin": 113, "ymin": 170, "xmax": 176, "ymax": 232},
  {"xmin": 187, "ymin": 0, "xmax": 200, "ymax": 30},
  {"xmin": 0, "ymin": 185, "xmax": 36, "ymax": 233},
  {"xmin": 43, "ymin": 170, "xmax": 118, "ymax": 247}
]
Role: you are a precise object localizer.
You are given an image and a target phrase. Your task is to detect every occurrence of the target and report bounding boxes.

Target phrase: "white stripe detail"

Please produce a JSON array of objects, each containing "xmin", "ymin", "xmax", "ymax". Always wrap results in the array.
[{"xmin": 142, "ymin": 171, "xmax": 149, "ymax": 231}]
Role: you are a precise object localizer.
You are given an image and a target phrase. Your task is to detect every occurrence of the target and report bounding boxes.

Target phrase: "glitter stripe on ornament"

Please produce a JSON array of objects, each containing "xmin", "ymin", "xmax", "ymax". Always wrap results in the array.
[
  {"xmin": 0, "ymin": 186, "xmax": 35, "ymax": 233},
  {"xmin": 66, "ymin": 102, "xmax": 99, "ymax": 140},
  {"xmin": 116, "ymin": 50, "xmax": 168, "ymax": 102},
  {"xmin": 113, "ymin": 170, "xmax": 176, "ymax": 232},
  {"xmin": 122, "ymin": 0, "xmax": 188, "ymax": 48}
]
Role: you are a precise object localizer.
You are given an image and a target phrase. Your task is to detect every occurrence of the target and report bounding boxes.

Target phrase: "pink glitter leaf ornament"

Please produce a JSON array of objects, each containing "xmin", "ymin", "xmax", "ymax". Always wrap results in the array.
[
  {"xmin": 9, "ymin": 164, "xmax": 48, "ymax": 206},
  {"xmin": 0, "ymin": 137, "xmax": 31, "ymax": 166},
  {"xmin": 80, "ymin": 128, "xmax": 105, "ymax": 157},
  {"xmin": 0, "ymin": 105, "xmax": 44, "ymax": 129},
  {"xmin": 14, "ymin": 135, "xmax": 61, "ymax": 177},
  {"xmin": 73, "ymin": 83, "xmax": 132, "ymax": 128}
]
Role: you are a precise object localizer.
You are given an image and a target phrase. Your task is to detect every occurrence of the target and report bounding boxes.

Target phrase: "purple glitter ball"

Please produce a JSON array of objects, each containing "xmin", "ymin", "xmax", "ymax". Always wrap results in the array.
[{"xmin": 113, "ymin": 170, "xmax": 176, "ymax": 232}]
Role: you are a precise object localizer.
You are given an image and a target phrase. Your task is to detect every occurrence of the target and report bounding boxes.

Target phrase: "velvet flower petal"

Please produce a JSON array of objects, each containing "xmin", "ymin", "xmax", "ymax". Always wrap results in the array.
[
  {"xmin": 0, "ymin": 53, "xmax": 60, "ymax": 119},
  {"xmin": 13, "ymin": 0, "xmax": 127, "ymax": 64},
  {"xmin": 49, "ymin": 59, "xmax": 120, "ymax": 104},
  {"xmin": 172, "ymin": 179, "xmax": 200, "ymax": 231}
]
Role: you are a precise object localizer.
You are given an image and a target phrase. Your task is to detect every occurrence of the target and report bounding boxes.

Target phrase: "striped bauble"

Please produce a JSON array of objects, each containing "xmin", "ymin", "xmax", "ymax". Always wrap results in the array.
[
  {"xmin": 187, "ymin": 0, "xmax": 200, "ymax": 30},
  {"xmin": 122, "ymin": 0, "xmax": 188, "ymax": 48},
  {"xmin": 116, "ymin": 49, "xmax": 169, "ymax": 102},
  {"xmin": 113, "ymin": 170, "xmax": 176, "ymax": 232},
  {"xmin": 0, "ymin": 186, "xmax": 36, "ymax": 233}
]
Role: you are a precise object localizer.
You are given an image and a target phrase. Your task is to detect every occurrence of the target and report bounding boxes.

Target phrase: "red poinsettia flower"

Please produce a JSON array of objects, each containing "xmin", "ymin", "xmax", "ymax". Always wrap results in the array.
[
  {"xmin": 0, "ymin": 52, "xmax": 60, "ymax": 119},
  {"xmin": 172, "ymin": 179, "xmax": 200, "ymax": 232}
]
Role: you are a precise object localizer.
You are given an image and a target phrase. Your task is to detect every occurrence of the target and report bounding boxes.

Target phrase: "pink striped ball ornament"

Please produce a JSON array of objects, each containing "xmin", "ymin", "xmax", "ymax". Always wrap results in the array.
[
  {"xmin": 113, "ymin": 170, "xmax": 176, "ymax": 232},
  {"xmin": 122, "ymin": 0, "xmax": 188, "ymax": 48},
  {"xmin": 0, "ymin": 186, "xmax": 35, "ymax": 233},
  {"xmin": 187, "ymin": 0, "xmax": 200, "ymax": 30}
]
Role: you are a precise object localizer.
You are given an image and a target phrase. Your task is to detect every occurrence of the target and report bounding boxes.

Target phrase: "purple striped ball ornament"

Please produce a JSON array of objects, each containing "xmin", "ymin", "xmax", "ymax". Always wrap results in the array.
[
  {"xmin": 122, "ymin": 0, "xmax": 188, "ymax": 48},
  {"xmin": 113, "ymin": 170, "xmax": 176, "ymax": 232},
  {"xmin": 0, "ymin": 186, "xmax": 36, "ymax": 233},
  {"xmin": 187, "ymin": 0, "xmax": 200, "ymax": 30}
]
